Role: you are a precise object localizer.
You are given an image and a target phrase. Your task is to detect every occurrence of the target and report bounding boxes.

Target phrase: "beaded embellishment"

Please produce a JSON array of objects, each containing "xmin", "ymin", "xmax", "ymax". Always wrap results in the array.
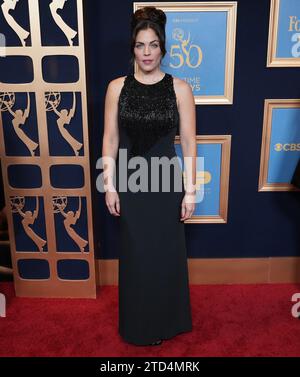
[{"xmin": 118, "ymin": 72, "xmax": 179, "ymax": 157}]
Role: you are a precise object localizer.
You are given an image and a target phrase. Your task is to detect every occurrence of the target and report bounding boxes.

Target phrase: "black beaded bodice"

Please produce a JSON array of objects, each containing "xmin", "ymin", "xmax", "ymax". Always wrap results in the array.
[{"xmin": 118, "ymin": 72, "xmax": 179, "ymax": 157}]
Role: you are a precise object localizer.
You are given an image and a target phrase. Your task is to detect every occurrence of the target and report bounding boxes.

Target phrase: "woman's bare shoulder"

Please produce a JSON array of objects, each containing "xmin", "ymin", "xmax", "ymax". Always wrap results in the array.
[
  {"xmin": 173, "ymin": 76, "xmax": 191, "ymax": 94},
  {"xmin": 107, "ymin": 75, "xmax": 127, "ymax": 96},
  {"xmin": 172, "ymin": 76, "xmax": 193, "ymax": 106}
]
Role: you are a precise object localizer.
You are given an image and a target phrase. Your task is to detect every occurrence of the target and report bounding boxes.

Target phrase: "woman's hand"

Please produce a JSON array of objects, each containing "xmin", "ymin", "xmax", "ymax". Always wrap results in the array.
[
  {"xmin": 105, "ymin": 190, "xmax": 120, "ymax": 216},
  {"xmin": 180, "ymin": 192, "xmax": 196, "ymax": 221}
]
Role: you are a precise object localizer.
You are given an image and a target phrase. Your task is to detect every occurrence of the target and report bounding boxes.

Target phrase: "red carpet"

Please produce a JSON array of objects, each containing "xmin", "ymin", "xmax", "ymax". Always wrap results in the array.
[{"xmin": 0, "ymin": 282, "xmax": 300, "ymax": 357}]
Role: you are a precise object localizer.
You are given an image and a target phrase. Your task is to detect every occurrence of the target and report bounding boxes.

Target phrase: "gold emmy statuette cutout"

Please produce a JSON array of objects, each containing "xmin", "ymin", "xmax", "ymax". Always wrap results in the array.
[
  {"xmin": 0, "ymin": 92, "xmax": 39, "ymax": 156},
  {"xmin": 49, "ymin": 0, "xmax": 77, "ymax": 46},
  {"xmin": 10, "ymin": 196, "xmax": 47, "ymax": 252},
  {"xmin": 1, "ymin": 0, "xmax": 30, "ymax": 46},
  {"xmin": 0, "ymin": 0, "xmax": 96, "ymax": 297},
  {"xmin": 52, "ymin": 196, "xmax": 88, "ymax": 252},
  {"xmin": 45, "ymin": 91, "xmax": 82, "ymax": 156}
]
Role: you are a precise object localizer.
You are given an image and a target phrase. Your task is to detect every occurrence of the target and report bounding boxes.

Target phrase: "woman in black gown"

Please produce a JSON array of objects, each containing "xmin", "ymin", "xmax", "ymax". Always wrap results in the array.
[{"xmin": 102, "ymin": 6, "xmax": 197, "ymax": 346}]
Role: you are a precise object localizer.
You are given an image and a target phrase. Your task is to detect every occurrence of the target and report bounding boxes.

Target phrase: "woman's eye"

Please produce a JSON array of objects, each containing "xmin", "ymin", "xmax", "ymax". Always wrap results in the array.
[{"xmin": 135, "ymin": 44, "xmax": 159, "ymax": 48}]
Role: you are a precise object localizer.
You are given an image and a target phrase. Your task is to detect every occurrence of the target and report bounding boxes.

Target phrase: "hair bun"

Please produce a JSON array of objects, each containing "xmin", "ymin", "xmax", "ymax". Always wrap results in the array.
[{"xmin": 131, "ymin": 6, "xmax": 166, "ymax": 31}]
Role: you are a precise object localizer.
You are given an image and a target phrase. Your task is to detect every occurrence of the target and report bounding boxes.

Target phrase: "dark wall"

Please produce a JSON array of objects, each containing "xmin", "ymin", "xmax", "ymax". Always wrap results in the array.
[{"xmin": 83, "ymin": 0, "xmax": 300, "ymax": 260}]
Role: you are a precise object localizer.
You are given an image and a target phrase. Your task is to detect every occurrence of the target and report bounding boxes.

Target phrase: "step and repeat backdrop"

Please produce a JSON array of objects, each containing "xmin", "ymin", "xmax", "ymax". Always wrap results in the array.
[
  {"xmin": 1, "ymin": 0, "xmax": 300, "ymax": 295},
  {"xmin": 90, "ymin": 0, "xmax": 300, "ymax": 272},
  {"xmin": 132, "ymin": 0, "xmax": 300, "ymax": 224}
]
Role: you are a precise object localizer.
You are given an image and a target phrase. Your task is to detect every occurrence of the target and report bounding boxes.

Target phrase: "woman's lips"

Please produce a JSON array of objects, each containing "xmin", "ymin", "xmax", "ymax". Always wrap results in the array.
[{"xmin": 143, "ymin": 60, "xmax": 153, "ymax": 64}]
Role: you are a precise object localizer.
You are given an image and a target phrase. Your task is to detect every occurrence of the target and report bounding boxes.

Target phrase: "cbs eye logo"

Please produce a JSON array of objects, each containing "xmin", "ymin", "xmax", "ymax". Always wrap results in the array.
[{"xmin": 274, "ymin": 143, "xmax": 300, "ymax": 152}]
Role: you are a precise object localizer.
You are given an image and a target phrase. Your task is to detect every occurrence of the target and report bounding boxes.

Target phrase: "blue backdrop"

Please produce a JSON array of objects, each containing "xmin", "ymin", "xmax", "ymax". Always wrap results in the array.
[{"xmin": 82, "ymin": 0, "xmax": 300, "ymax": 259}]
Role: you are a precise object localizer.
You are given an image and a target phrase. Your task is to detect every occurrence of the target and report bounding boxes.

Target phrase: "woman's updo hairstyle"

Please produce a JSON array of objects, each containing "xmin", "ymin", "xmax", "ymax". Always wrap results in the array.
[{"xmin": 130, "ymin": 6, "xmax": 167, "ymax": 66}]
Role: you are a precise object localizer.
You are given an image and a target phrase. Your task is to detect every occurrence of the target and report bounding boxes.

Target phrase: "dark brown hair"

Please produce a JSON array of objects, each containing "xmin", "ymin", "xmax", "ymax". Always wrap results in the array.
[{"xmin": 129, "ymin": 6, "xmax": 167, "ymax": 66}]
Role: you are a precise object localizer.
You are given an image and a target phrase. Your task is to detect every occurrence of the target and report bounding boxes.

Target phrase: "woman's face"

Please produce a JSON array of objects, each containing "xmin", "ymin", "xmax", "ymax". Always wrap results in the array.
[{"xmin": 134, "ymin": 28, "xmax": 162, "ymax": 71}]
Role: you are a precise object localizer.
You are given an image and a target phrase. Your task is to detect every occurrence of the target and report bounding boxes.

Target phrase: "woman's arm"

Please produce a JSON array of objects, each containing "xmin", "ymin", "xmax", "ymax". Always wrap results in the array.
[
  {"xmin": 175, "ymin": 78, "xmax": 197, "ymax": 195},
  {"xmin": 174, "ymin": 78, "xmax": 197, "ymax": 221},
  {"xmin": 102, "ymin": 77, "xmax": 126, "ymax": 217},
  {"xmin": 102, "ymin": 77, "xmax": 123, "ymax": 193}
]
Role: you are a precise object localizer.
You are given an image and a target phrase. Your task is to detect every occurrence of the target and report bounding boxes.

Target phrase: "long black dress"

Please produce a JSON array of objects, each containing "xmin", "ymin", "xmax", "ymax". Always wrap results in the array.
[{"xmin": 116, "ymin": 72, "xmax": 192, "ymax": 346}]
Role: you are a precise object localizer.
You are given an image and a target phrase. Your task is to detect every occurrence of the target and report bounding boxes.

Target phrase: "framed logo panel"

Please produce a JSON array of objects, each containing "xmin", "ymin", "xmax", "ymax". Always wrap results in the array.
[
  {"xmin": 259, "ymin": 99, "xmax": 300, "ymax": 191},
  {"xmin": 134, "ymin": 2, "xmax": 238, "ymax": 104},
  {"xmin": 267, "ymin": 0, "xmax": 300, "ymax": 67},
  {"xmin": 175, "ymin": 135, "xmax": 231, "ymax": 223}
]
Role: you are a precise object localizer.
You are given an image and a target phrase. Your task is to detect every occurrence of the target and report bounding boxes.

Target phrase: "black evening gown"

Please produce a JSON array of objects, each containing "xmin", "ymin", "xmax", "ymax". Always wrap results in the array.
[{"xmin": 116, "ymin": 72, "xmax": 192, "ymax": 345}]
